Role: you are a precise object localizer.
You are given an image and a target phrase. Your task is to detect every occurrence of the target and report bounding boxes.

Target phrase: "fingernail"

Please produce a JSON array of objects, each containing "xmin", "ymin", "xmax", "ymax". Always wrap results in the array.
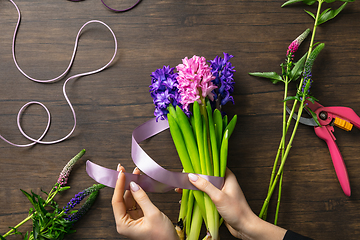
[
  {"xmin": 117, "ymin": 163, "xmax": 121, "ymax": 171},
  {"xmin": 118, "ymin": 170, "xmax": 123, "ymax": 179},
  {"xmin": 188, "ymin": 173, "xmax": 198, "ymax": 182},
  {"xmin": 130, "ymin": 181, "xmax": 140, "ymax": 192},
  {"xmin": 132, "ymin": 167, "xmax": 139, "ymax": 174}
]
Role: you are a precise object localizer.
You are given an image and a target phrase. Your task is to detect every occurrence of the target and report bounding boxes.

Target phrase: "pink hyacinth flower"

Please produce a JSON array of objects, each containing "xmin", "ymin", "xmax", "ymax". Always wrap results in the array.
[{"xmin": 176, "ymin": 55, "xmax": 216, "ymax": 111}]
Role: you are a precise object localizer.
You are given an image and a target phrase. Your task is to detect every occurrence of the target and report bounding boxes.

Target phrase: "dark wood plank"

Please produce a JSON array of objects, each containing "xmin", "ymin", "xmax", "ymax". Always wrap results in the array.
[{"xmin": 1, "ymin": 0, "xmax": 360, "ymax": 239}]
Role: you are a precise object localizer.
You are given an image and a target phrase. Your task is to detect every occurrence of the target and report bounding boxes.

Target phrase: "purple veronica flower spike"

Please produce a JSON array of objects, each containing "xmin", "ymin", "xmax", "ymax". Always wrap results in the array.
[
  {"xmin": 209, "ymin": 53, "xmax": 236, "ymax": 107},
  {"xmin": 302, "ymin": 69, "xmax": 313, "ymax": 94},
  {"xmin": 150, "ymin": 66, "xmax": 183, "ymax": 121},
  {"xmin": 63, "ymin": 184, "xmax": 104, "ymax": 222}
]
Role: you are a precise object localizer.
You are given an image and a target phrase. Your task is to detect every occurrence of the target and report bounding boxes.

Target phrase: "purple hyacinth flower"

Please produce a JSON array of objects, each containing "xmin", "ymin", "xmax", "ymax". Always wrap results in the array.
[
  {"xmin": 209, "ymin": 53, "xmax": 236, "ymax": 108},
  {"xmin": 150, "ymin": 66, "xmax": 184, "ymax": 121}
]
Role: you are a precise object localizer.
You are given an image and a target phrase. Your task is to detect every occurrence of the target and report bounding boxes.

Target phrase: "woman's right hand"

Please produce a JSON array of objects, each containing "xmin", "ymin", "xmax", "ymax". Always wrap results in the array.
[{"xmin": 188, "ymin": 168, "xmax": 287, "ymax": 240}]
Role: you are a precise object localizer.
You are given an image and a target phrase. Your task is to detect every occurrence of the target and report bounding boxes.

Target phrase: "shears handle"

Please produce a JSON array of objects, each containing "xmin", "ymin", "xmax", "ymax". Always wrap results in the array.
[{"xmin": 315, "ymin": 126, "xmax": 351, "ymax": 196}]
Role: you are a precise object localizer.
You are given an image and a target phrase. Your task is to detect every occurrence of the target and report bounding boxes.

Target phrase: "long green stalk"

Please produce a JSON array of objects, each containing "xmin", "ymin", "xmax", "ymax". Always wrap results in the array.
[
  {"xmin": 179, "ymin": 188, "xmax": 190, "ymax": 222},
  {"xmin": 188, "ymin": 202, "xmax": 203, "ymax": 240},
  {"xmin": 262, "ymin": 0, "xmax": 324, "ymax": 221},
  {"xmin": 186, "ymin": 190, "xmax": 195, "ymax": 237},
  {"xmin": 259, "ymin": 100, "xmax": 305, "ymax": 218},
  {"xmin": 167, "ymin": 114, "xmax": 207, "ymax": 227}
]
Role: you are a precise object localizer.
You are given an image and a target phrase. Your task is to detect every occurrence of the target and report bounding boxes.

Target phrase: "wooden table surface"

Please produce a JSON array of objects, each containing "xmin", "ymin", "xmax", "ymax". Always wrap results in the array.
[{"xmin": 1, "ymin": 0, "xmax": 360, "ymax": 239}]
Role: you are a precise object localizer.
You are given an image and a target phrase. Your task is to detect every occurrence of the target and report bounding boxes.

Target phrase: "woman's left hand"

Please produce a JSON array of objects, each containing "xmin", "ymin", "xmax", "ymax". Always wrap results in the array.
[{"xmin": 112, "ymin": 164, "xmax": 179, "ymax": 240}]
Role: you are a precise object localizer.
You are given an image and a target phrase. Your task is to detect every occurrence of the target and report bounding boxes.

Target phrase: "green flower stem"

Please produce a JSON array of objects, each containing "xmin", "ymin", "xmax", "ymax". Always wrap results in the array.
[
  {"xmin": 193, "ymin": 102, "xmax": 206, "ymax": 175},
  {"xmin": 175, "ymin": 106, "xmax": 201, "ymax": 173},
  {"xmin": 203, "ymin": 119, "xmax": 213, "ymax": 176},
  {"xmin": 308, "ymin": 0, "xmax": 324, "ymax": 58},
  {"xmin": 167, "ymin": 114, "xmax": 195, "ymax": 174},
  {"xmin": 213, "ymin": 109, "xmax": 223, "ymax": 150},
  {"xmin": 204, "ymin": 194, "xmax": 217, "ymax": 240},
  {"xmin": 188, "ymin": 201, "xmax": 203, "ymax": 240},
  {"xmin": 167, "ymin": 113, "xmax": 207, "ymax": 226},
  {"xmin": 2, "ymin": 186, "xmax": 61, "ymax": 238},
  {"xmin": 206, "ymin": 101, "xmax": 220, "ymax": 177},
  {"xmin": 263, "ymin": 0, "xmax": 324, "ymax": 221},
  {"xmin": 259, "ymin": 100, "xmax": 305, "ymax": 218},
  {"xmin": 274, "ymin": 172, "xmax": 283, "ymax": 225},
  {"xmin": 186, "ymin": 190, "xmax": 195, "ymax": 237},
  {"xmin": 200, "ymin": 116, "xmax": 211, "ymax": 175},
  {"xmin": 220, "ymin": 130, "xmax": 229, "ymax": 178},
  {"xmin": 271, "ymin": 56, "xmax": 292, "ymax": 222},
  {"xmin": 179, "ymin": 188, "xmax": 190, "ymax": 222},
  {"xmin": 170, "ymin": 106, "xmax": 213, "ymax": 231}
]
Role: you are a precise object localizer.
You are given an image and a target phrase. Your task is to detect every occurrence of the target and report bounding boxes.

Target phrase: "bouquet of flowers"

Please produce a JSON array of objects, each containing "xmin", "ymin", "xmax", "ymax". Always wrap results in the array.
[
  {"xmin": 149, "ymin": 53, "xmax": 237, "ymax": 240},
  {"xmin": 249, "ymin": 0, "xmax": 356, "ymax": 224},
  {"xmin": 1, "ymin": 150, "xmax": 104, "ymax": 240}
]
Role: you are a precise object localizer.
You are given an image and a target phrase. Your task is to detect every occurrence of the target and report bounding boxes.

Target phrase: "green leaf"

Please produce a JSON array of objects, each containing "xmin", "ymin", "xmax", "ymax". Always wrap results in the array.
[
  {"xmin": 317, "ymin": 2, "xmax": 348, "ymax": 25},
  {"xmin": 175, "ymin": 105, "xmax": 201, "ymax": 173},
  {"xmin": 58, "ymin": 186, "xmax": 70, "ymax": 192},
  {"xmin": 305, "ymin": 106, "xmax": 322, "ymax": 127},
  {"xmin": 167, "ymin": 104, "xmax": 177, "ymax": 120},
  {"xmin": 0, "ymin": 235, "xmax": 6, "ymax": 240},
  {"xmin": 8, "ymin": 227, "xmax": 22, "ymax": 235},
  {"xmin": 34, "ymin": 193, "xmax": 47, "ymax": 217},
  {"xmin": 33, "ymin": 219, "xmax": 40, "ymax": 240},
  {"xmin": 222, "ymin": 115, "xmax": 228, "ymax": 130},
  {"xmin": 283, "ymin": 95, "xmax": 301, "ymax": 102},
  {"xmin": 249, "ymin": 72, "xmax": 283, "ymax": 84},
  {"xmin": 289, "ymin": 51, "xmax": 308, "ymax": 81},
  {"xmin": 304, "ymin": 9, "xmax": 316, "ymax": 19},
  {"xmin": 282, "ymin": 0, "xmax": 302, "ymax": 7},
  {"xmin": 306, "ymin": 95, "xmax": 318, "ymax": 104},
  {"xmin": 167, "ymin": 114, "xmax": 194, "ymax": 174},
  {"xmin": 223, "ymin": 115, "xmax": 237, "ymax": 139},
  {"xmin": 206, "ymin": 101, "xmax": 220, "ymax": 177},
  {"xmin": 213, "ymin": 109, "xmax": 223, "ymax": 149},
  {"xmin": 303, "ymin": 0, "xmax": 317, "ymax": 5},
  {"xmin": 21, "ymin": 190, "xmax": 37, "ymax": 210},
  {"xmin": 282, "ymin": 0, "xmax": 317, "ymax": 6},
  {"xmin": 220, "ymin": 130, "xmax": 229, "ymax": 178}
]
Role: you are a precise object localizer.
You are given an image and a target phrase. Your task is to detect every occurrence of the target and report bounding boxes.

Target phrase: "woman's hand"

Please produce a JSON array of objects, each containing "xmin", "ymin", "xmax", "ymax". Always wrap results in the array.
[
  {"xmin": 112, "ymin": 164, "xmax": 179, "ymax": 240},
  {"xmin": 188, "ymin": 168, "xmax": 287, "ymax": 240}
]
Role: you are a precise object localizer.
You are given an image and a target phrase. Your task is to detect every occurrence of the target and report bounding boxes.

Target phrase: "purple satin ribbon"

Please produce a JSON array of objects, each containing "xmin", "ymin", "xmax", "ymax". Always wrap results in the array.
[{"xmin": 86, "ymin": 118, "xmax": 224, "ymax": 192}]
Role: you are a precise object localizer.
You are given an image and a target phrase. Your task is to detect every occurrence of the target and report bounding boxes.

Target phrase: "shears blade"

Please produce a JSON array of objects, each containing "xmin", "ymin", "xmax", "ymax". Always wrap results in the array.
[{"xmin": 286, "ymin": 106, "xmax": 318, "ymax": 127}]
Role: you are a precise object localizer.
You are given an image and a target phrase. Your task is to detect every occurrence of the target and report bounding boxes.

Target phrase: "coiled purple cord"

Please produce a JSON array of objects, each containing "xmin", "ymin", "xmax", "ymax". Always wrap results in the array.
[{"xmin": 1, "ymin": 0, "xmax": 118, "ymax": 147}]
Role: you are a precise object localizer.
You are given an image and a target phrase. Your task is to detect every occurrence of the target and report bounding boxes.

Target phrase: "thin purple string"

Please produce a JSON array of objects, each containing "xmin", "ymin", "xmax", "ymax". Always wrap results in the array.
[
  {"xmin": 101, "ymin": 0, "xmax": 142, "ymax": 12},
  {"xmin": 68, "ymin": 0, "xmax": 142, "ymax": 12},
  {"xmin": 1, "ymin": 0, "xmax": 118, "ymax": 147}
]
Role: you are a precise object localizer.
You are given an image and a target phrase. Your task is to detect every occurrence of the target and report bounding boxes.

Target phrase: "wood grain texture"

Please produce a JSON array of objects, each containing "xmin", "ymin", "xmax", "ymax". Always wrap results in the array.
[{"xmin": 0, "ymin": 0, "xmax": 360, "ymax": 239}]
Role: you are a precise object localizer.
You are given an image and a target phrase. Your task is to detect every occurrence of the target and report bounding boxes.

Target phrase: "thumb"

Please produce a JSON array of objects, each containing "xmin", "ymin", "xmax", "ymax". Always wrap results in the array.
[
  {"xmin": 129, "ymin": 181, "xmax": 159, "ymax": 216},
  {"xmin": 188, "ymin": 173, "xmax": 222, "ymax": 204}
]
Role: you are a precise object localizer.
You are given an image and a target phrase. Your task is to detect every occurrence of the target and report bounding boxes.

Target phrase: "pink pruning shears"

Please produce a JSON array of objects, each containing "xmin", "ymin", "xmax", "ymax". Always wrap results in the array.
[{"xmin": 290, "ymin": 99, "xmax": 360, "ymax": 197}]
